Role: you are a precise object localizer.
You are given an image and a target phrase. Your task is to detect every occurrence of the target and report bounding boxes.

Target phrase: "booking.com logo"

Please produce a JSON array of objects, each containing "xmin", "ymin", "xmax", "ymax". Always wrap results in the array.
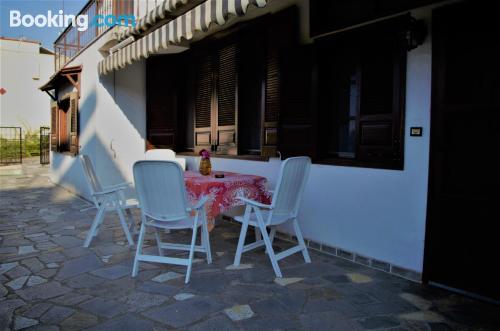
[{"xmin": 9, "ymin": 10, "xmax": 136, "ymax": 32}]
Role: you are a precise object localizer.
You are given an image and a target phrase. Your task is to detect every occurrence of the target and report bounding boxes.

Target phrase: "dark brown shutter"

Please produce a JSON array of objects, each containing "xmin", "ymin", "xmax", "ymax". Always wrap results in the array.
[
  {"xmin": 194, "ymin": 53, "xmax": 213, "ymax": 153},
  {"xmin": 262, "ymin": 46, "xmax": 279, "ymax": 157},
  {"xmin": 215, "ymin": 43, "xmax": 238, "ymax": 155},
  {"xmin": 69, "ymin": 92, "xmax": 79, "ymax": 155},
  {"xmin": 278, "ymin": 45, "xmax": 317, "ymax": 159},
  {"xmin": 262, "ymin": 7, "xmax": 300, "ymax": 157},
  {"xmin": 50, "ymin": 101, "xmax": 58, "ymax": 152},
  {"xmin": 146, "ymin": 56, "xmax": 178, "ymax": 150},
  {"xmin": 357, "ymin": 32, "xmax": 406, "ymax": 168}
]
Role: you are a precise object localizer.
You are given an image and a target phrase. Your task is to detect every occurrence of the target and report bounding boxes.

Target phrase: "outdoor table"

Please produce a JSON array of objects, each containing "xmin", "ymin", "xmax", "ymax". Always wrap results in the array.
[{"xmin": 184, "ymin": 170, "xmax": 271, "ymax": 231}]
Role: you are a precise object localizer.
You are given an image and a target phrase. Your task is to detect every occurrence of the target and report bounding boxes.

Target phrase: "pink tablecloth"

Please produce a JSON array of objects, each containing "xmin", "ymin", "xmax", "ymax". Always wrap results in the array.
[{"xmin": 184, "ymin": 171, "xmax": 271, "ymax": 230}]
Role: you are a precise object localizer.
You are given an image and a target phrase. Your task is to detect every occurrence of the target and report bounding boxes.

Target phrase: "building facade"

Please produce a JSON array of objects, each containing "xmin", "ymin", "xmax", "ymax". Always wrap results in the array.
[
  {"xmin": 0, "ymin": 37, "xmax": 54, "ymax": 131},
  {"xmin": 42, "ymin": 0, "xmax": 498, "ymax": 303}
]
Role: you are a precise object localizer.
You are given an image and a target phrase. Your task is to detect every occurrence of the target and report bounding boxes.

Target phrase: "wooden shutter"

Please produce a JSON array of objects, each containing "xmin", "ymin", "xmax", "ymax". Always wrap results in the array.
[
  {"xmin": 146, "ymin": 56, "xmax": 178, "ymax": 150},
  {"xmin": 215, "ymin": 43, "xmax": 238, "ymax": 155},
  {"xmin": 357, "ymin": 27, "xmax": 406, "ymax": 168},
  {"xmin": 50, "ymin": 101, "xmax": 58, "ymax": 152},
  {"xmin": 278, "ymin": 45, "xmax": 317, "ymax": 159},
  {"xmin": 263, "ymin": 7, "xmax": 299, "ymax": 157},
  {"xmin": 69, "ymin": 92, "xmax": 79, "ymax": 155},
  {"xmin": 262, "ymin": 44, "xmax": 280, "ymax": 157},
  {"xmin": 194, "ymin": 53, "xmax": 213, "ymax": 153},
  {"xmin": 237, "ymin": 26, "xmax": 265, "ymax": 156}
]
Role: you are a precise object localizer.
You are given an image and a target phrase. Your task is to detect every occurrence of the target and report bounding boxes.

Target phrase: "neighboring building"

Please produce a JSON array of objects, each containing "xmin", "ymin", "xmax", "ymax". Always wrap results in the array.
[
  {"xmin": 0, "ymin": 37, "xmax": 54, "ymax": 132},
  {"xmin": 40, "ymin": 0, "xmax": 498, "ymax": 303}
]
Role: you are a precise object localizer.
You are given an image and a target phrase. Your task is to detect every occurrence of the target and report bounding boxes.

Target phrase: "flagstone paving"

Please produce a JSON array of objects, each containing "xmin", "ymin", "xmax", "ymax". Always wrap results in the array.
[{"xmin": 1, "ymin": 159, "xmax": 500, "ymax": 330}]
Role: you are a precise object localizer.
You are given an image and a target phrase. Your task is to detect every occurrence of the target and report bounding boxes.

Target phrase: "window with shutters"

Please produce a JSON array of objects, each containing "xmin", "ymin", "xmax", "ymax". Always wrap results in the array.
[
  {"xmin": 50, "ymin": 102, "xmax": 58, "ymax": 152},
  {"xmin": 191, "ymin": 9, "xmax": 297, "ymax": 158},
  {"xmin": 58, "ymin": 98, "xmax": 70, "ymax": 153},
  {"xmin": 146, "ymin": 7, "xmax": 299, "ymax": 159},
  {"xmin": 315, "ymin": 17, "xmax": 407, "ymax": 169},
  {"xmin": 146, "ymin": 55, "xmax": 182, "ymax": 150},
  {"xmin": 193, "ymin": 52, "xmax": 213, "ymax": 151},
  {"xmin": 216, "ymin": 43, "xmax": 238, "ymax": 155},
  {"xmin": 69, "ymin": 95, "xmax": 79, "ymax": 155},
  {"xmin": 261, "ymin": 28, "xmax": 282, "ymax": 157},
  {"xmin": 238, "ymin": 23, "xmax": 265, "ymax": 156},
  {"xmin": 50, "ymin": 92, "xmax": 79, "ymax": 155},
  {"xmin": 193, "ymin": 42, "xmax": 239, "ymax": 156}
]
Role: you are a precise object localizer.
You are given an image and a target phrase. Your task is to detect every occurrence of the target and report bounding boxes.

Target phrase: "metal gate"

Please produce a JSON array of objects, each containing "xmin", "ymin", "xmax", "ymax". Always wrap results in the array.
[
  {"xmin": 40, "ymin": 126, "xmax": 50, "ymax": 165},
  {"xmin": 0, "ymin": 127, "xmax": 22, "ymax": 165}
]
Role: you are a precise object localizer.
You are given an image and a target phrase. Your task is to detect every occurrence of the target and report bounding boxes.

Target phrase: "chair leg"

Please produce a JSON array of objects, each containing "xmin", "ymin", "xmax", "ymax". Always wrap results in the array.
[
  {"xmin": 255, "ymin": 227, "xmax": 262, "ymax": 242},
  {"xmin": 256, "ymin": 211, "xmax": 282, "ymax": 277},
  {"xmin": 154, "ymin": 228, "xmax": 164, "ymax": 256},
  {"xmin": 116, "ymin": 201, "xmax": 134, "ymax": 246},
  {"xmin": 185, "ymin": 218, "xmax": 199, "ymax": 284},
  {"xmin": 293, "ymin": 218, "xmax": 311, "ymax": 263},
  {"xmin": 125, "ymin": 209, "xmax": 136, "ymax": 235},
  {"xmin": 84, "ymin": 201, "xmax": 107, "ymax": 248},
  {"xmin": 117, "ymin": 191, "xmax": 135, "ymax": 234},
  {"xmin": 233, "ymin": 206, "xmax": 252, "ymax": 266},
  {"xmin": 266, "ymin": 227, "xmax": 276, "ymax": 254},
  {"xmin": 93, "ymin": 199, "xmax": 109, "ymax": 237},
  {"xmin": 269, "ymin": 227, "xmax": 276, "ymax": 244},
  {"xmin": 93, "ymin": 223, "xmax": 101, "ymax": 237},
  {"xmin": 201, "ymin": 210, "xmax": 212, "ymax": 264},
  {"xmin": 93, "ymin": 212, "xmax": 105, "ymax": 237},
  {"xmin": 132, "ymin": 220, "xmax": 146, "ymax": 277}
]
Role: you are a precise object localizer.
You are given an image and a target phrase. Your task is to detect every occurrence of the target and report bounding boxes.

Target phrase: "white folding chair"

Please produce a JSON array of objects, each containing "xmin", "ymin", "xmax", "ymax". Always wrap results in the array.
[
  {"xmin": 78, "ymin": 155, "xmax": 137, "ymax": 248},
  {"xmin": 233, "ymin": 156, "xmax": 312, "ymax": 277},
  {"xmin": 132, "ymin": 160, "xmax": 212, "ymax": 283},
  {"xmin": 145, "ymin": 149, "xmax": 186, "ymax": 234},
  {"xmin": 145, "ymin": 149, "xmax": 186, "ymax": 170}
]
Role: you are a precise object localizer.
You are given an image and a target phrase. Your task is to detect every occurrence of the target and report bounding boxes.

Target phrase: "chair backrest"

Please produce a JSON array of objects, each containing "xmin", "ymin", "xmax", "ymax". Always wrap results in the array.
[
  {"xmin": 133, "ymin": 160, "xmax": 189, "ymax": 222},
  {"xmin": 145, "ymin": 149, "xmax": 176, "ymax": 160},
  {"xmin": 145, "ymin": 149, "xmax": 186, "ymax": 170},
  {"xmin": 78, "ymin": 154, "xmax": 103, "ymax": 199},
  {"xmin": 271, "ymin": 156, "xmax": 311, "ymax": 218}
]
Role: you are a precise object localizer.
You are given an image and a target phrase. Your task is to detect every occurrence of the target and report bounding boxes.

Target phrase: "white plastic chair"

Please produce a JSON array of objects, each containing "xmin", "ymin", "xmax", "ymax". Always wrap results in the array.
[
  {"xmin": 145, "ymin": 149, "xmax": 186, "ymax": 235},
  {"xmin": 145, "ymin": 149, "xmax": 186, "ymax": 170},
  {"xmin": 233, "ymin": 156, "xmax": 312, "ymax": 277},
  {"xmin": 78, "ymin": 155, "xmax": 137, "ymax": 248},
  {"xmin": 132, "ymin": 160, "xmax": 212, "ymax": 283}
]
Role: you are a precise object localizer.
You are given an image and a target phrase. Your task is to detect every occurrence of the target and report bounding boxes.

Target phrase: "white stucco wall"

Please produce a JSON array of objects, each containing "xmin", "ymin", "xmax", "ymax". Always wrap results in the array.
[
  {"xmin": 50, "ymin": 31, "xmax": 146, "ymax": 200},
  {"xmin": 0, "ymin": 39, "xmax": 54, "ymax": 132},
  {"xmin": 50, "ymin": 3, "xmax": 440, "ymax": 274}
]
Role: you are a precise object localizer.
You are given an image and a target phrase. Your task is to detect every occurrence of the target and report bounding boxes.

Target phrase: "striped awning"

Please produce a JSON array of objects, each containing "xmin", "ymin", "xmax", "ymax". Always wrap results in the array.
[
  {"xmin": 98, "ymin": 0, "xmax": 268, "ymax": 75},
  {"xmin": 116, "ymin": 0, "xmax": 191, "ymax": 42}
]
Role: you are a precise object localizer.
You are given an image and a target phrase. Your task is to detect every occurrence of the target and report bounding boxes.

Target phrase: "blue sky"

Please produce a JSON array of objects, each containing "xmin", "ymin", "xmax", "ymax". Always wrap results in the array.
[{"xmin": 0, "ymin": 0, "xmax": 87, "ymax": 50}]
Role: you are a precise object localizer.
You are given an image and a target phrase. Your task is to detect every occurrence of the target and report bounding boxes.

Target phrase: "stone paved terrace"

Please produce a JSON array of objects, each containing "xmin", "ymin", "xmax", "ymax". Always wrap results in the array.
[{"xmin": 1, "ymin": 160, "xmax": 499, "ymax": 331}]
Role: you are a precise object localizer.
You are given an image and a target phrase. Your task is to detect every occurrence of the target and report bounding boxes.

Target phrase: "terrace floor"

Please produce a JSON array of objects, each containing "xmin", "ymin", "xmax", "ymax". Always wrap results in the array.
[{"xmin": 1, "ymin": 160, "xmax": 499, "ymax": 331}]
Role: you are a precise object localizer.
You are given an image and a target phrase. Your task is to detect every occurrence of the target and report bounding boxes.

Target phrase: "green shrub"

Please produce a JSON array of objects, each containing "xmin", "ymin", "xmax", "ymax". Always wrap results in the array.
[
  {"xmin": 23, "ymin": 129, "xmax": 40, "ymax": 157},
  {"xmin": 0, "ymin": 124, "xmax": 47, "ymax": 161},
  {"xmin": 0, "ymin": 137, "xmax": 23, "ymax": 161}
]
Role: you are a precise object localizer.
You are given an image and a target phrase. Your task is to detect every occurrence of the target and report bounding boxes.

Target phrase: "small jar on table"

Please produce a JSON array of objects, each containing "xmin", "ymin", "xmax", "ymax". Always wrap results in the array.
[
  {"xmin": 198, "ymin": 149, "xmax": 212, "ymax": 176},
  {"xmin": 199, "ymin": 158, "xmax": 212, "ymax": 176}
]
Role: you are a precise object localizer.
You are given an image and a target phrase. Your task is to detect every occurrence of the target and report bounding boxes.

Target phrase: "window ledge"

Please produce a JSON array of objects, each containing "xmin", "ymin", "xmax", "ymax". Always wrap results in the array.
[
  {"xmin": 177, "ymin": 152, "xmax": 270, "ymax": 162},
  {"xmin": 314, "ymin": 158, "xmax": 404, "ymax": 171}
]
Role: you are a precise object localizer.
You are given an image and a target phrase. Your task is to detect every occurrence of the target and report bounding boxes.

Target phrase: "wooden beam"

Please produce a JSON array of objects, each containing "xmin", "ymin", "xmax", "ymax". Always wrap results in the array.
[
  {"xmin": 64, "ymin": 73, "xmax": 78, "ymax": 88},
  {"xmin": 64, "ymin": 73, "xmax": 81, "ymax": 98},
  {"xmin": 44, "ymin": 90, "xmax": 57, "ymax": 101}
]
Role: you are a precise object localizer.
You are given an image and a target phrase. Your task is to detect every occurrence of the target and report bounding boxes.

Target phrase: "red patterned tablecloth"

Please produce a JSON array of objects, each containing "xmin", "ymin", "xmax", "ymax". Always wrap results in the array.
[{"xmin": 184, "ymin": 171, "xmax": 271, "ymax": 231}]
